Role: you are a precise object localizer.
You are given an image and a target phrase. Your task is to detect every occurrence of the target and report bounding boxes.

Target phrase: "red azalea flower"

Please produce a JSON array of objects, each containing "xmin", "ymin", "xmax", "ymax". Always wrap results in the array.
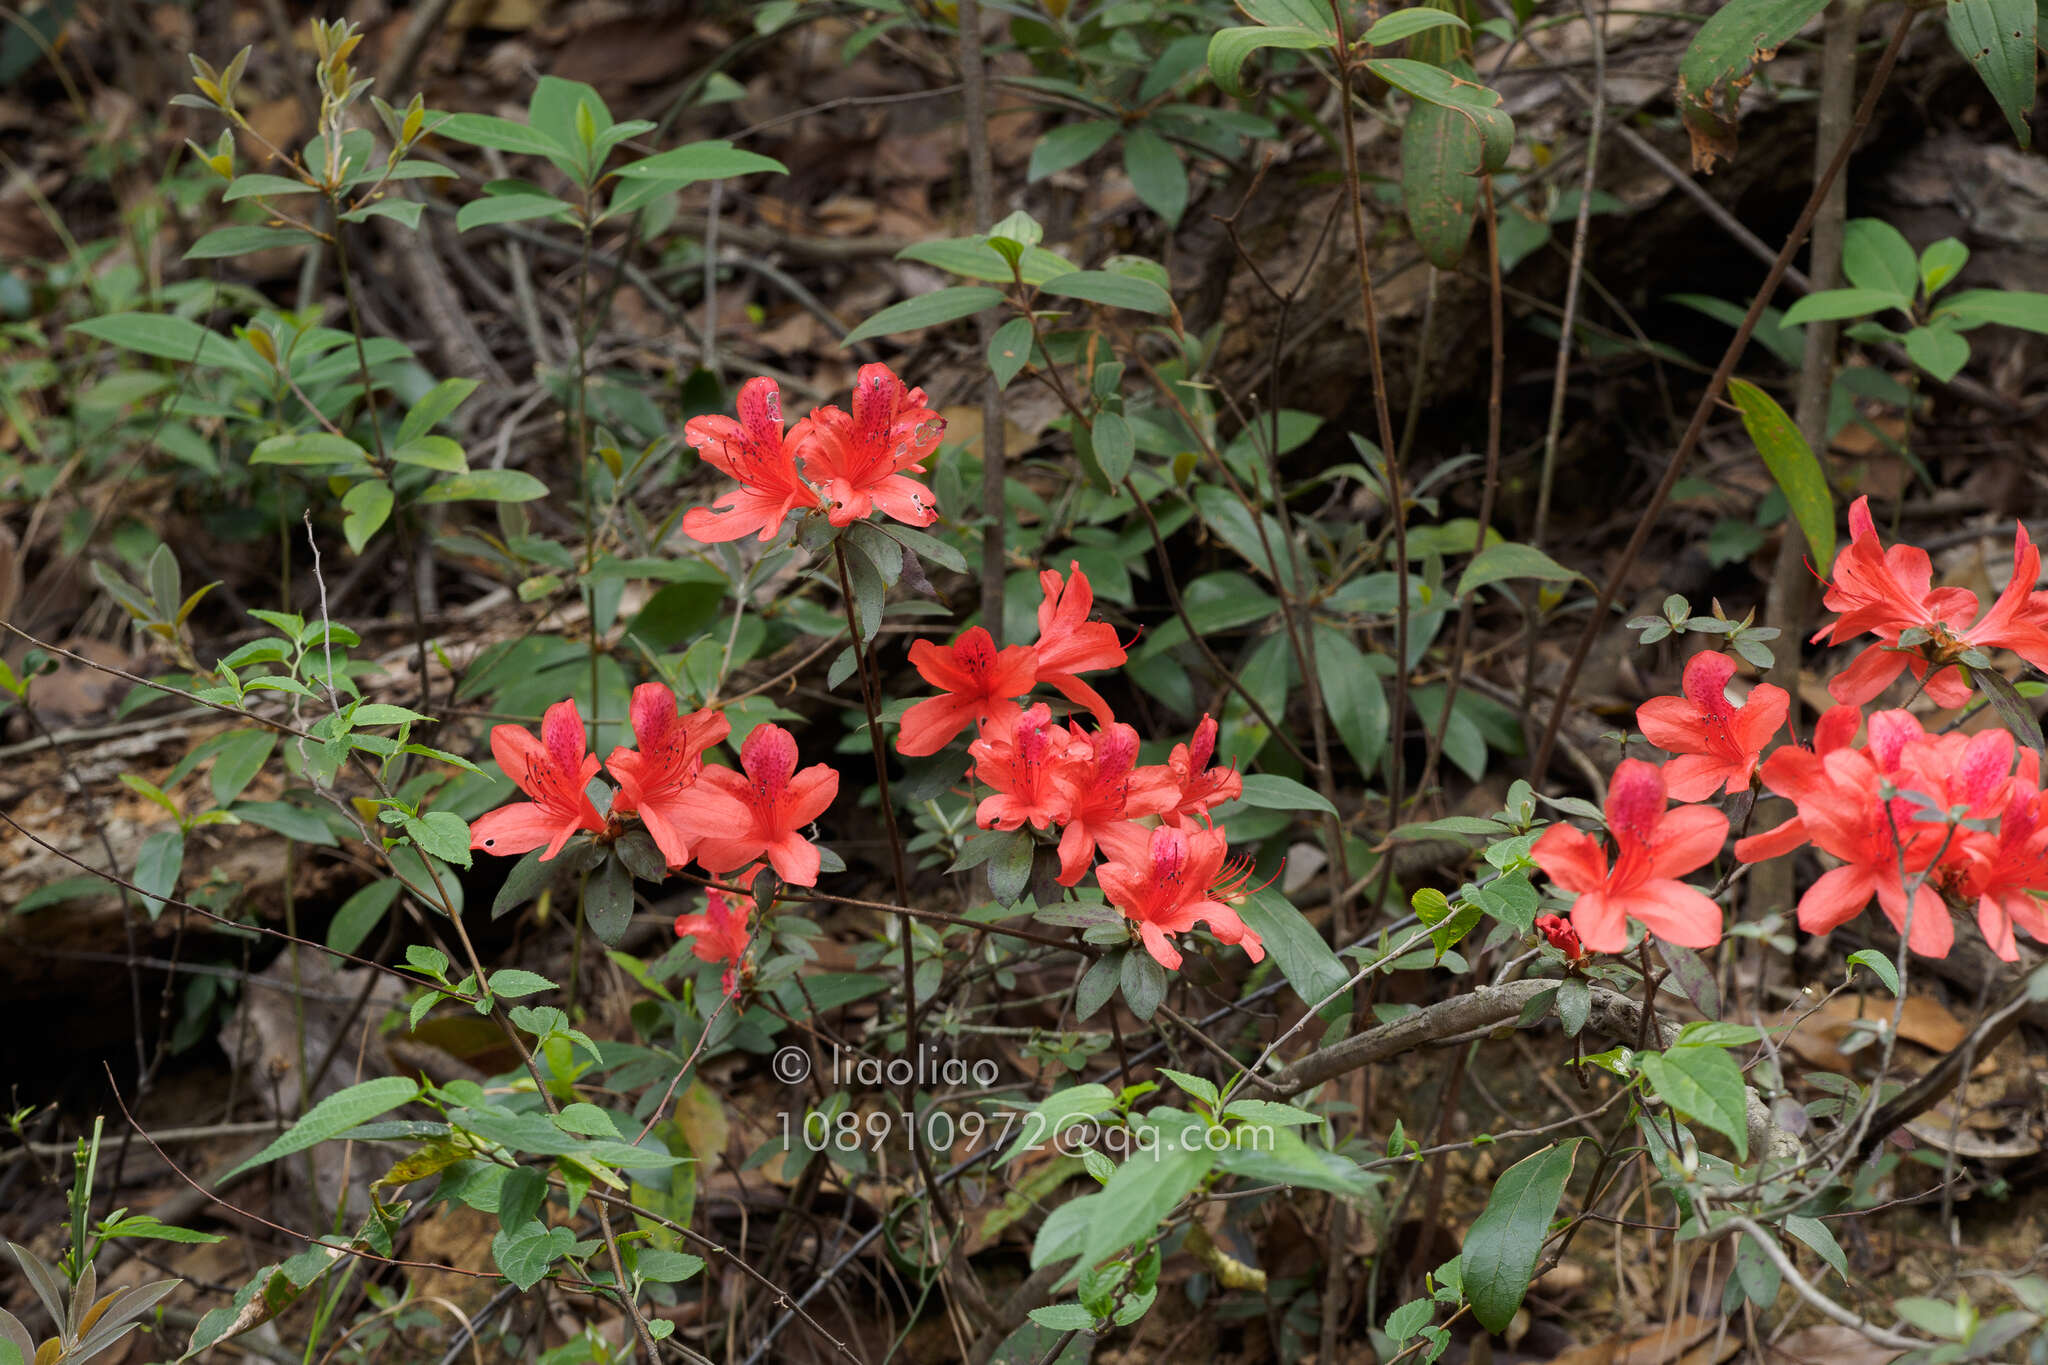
[
  {"xmin": 1535, "ymin": 913, "xmax": 1584, "ymax": 962},
  {"xmin": 1096, "ymin": 823, "xmax": 1266, "ymax": 971},
  {"xmin": 674, "ymin": 887, "xmax": 753, "ymax": 996},
  {"xmin": 680, "ymin": 724, "xmax": 840, "ymax": 886},
  {"xmin": 1529, "ymin": 758, "xmax": 1728, "ymax": 953},
  {"xmin": 1048, "ymin": 720, "xmax": 1174, "ymax": 886},
  {"xmin": 969, "ymin": 703, "xmax": 1075, "ymax": 832},
  {"xmin": 470, "ymin": 698, "xmax": 606, "ymax": 861},
  {"xmin": 1961, "ymin": 766, "xmax": 2048, "ymax": 962},
  {"xmin": 1729, "ymin": 703, "xmax": 1865, "ymax": 862},
  {"xmin": 793, "ymin": 362, "xmax": 944, "ymax": 528},
  {"xmin": 605, "ymin": 682, "xmax": 735, "ymax": 869},
  {"xmin": 897, "ymin": 626, "xmax": 1039, "ymax": 757},
  {"xmin": 1029, "ymin": 562, "xmax": 1126, "ymax": 723},
  {"xmin": 1152, "ymin": 714, "xmax": 1243, "ymax": 827},
  {"xmin": 1813, "ymin": 496, "xmax": 2048, "ymax": 706},
  {"xmin": 1740, "ymin": 719, "xmax": 1951, "ymax": 957},
  {"xmin": 680, "ymin": 377, "xmax": 822, "ymax": 543},
  {"xmin": 1636, "ymin": 651, "xmax": 1789, "ymax": 801}
]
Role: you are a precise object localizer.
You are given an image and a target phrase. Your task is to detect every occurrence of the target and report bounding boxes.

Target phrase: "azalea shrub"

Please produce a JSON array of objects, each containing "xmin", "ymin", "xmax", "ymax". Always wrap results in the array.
[{"xmin": 14, "ymin": 6, "xmax": 2048, "ymax": 1365}]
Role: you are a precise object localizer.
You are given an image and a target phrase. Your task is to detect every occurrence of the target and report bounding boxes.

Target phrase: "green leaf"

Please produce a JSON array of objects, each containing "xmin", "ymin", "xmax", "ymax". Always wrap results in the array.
[
  {"xmin": 1726, "ymin": 378, "xmax": 1836, "ymax": 574},
  {"xmin": 209, "ymin": 729, "xmax": 276, "ymax": 807},
  {"xmin": 1973, "ymin": 665, "xmax": 2046, "ymax": 756},
  {"xmin": 1401, "ymin": 94, "xmax": 1483, "ymax": 269},
  {"xmin": 997, "ymin": 1085, "xmax": 1116, "ymax": 1167},
  {"xmin": 403, "ymin": 811, "xmax": 473, "ymax": 869},
  {"xmin": 611, "ymin": 140, "xmax": 787, "ymax": 182},
  {"xmin": 250, "ymin": 432, "xmax": 373, "ymax": 469},
  {"xmin": 842, "ymin": 286, "xmax": 1005, "ymax": 346},
  {"xmin": 1090, "ymin": 411, "xmax": 1135, "ymax": 484},
  {"xmin": 341, "ymin": 480, "xmax": 393, "ymax": 554},
  {"xmin": 1029, "ymin": 120, "xmax": 1119, "ymax": 180},
  {"xmin": 1208, "ymin": 25, "xmax": 1329, "ymax": 98},
  {"xmin": 184, "ymin": 226, "xmax": 312, "ymax": 260},
  {"xmin": 1236, "ymin": 887, "xmax": 1351, "ymax": 1004},
  {"xmin": 328, "ymin": 879, "xmax": 402, "ymax": 954},
  {"xmin": 989, "ymin": 315, "xmax": 1035, "ymax": 388},
  {"xmin": 1366, "ymin": 59, "xmax": 1512, "ymax": 172},
  {"xmin": 1121, "ymin": 126, "xmax": 1188, "ymax": 226},
  {"xmin": 1846, "ymin": 947, "xmax": 1901, "ymax": 994},
  {"xmin": 1945, "ymin": 0, "xmax": 2036, "ymax": 148},
  {"xmin": 1903, "ymin": 325, "xmax": 1970, "ymax": 383},
  {"xmin": 1933, "ymin": 288, "xmax": 2048, "ymax": 333},
  {"xmin": 1781, "ymin": 287, "xmax": 1910, "ymax": 326},
  {"xmin": 134, "ymin": 828, "xmax": 184, "ymax": 920},
  {"xmin": 455, "ymin": 193, "xmax": 576, "ymax": 232},
  {"xmin": 490, "ymin": 1221, "xmax": 574, "ymax": 1292},
  {"xmin": 1919, "ymin": 239, "xmax": 1970, "ymax": 296},
  {"xmin": 1674, "ymin": 0, "xmax": 1829, "ymax": 172},
  {"xmin": 1637, "ymin": 1044, "xmax": 1750, "ymax": 1160},
  {"xmin": 1455, "ymin": 541, "xmax": 1580, "ymax": 597},
  {"xmin": 487, "ymin": 968, "xmax": 557, "ymax": 999},
  {"xmin": 1462, "ymin": 1138, "xmax": 1584, "ymax": 1332},
  {"xmin": 895, "ymin": 237, "xmax": 1076, "ymax": 286},
  {"xmin": 1081, "ymin": 1139, "xmax": 1213, "ymax": 1267},
  {"xmin": 99, "ymin": 1214, "xmax": 225, "ymax": 1245},
  {"xmin": 1236, "ymin": 773, "xmax": 1337, "ymax": 816},
  {"xmin": 391, "ymin": 436, "xmax": 468, "ymax": 473},
  {"xmin": 435, "ymin": 112, "xmax": 570, "ymax": 160},
  {"xmin": 222, "ymin": 173, "xmax": 318, "ymax": 201},
  {"xmin": 1783, "ymin": 1214, "xmax": 1848, "ymax": 1281},
  {"xmin": 586, "ymin": 854, "xmax": 634, "ymax": 946},
  {"xmin": 1840, "ymin": 218, "xmax": 1919, "ymax": 301},
  {"xmin": 1121, "ymin": 949, "xmax": 1167, "ymax": 1020},
  {"xmin": 223, "ymin": 1076, "xmax": 422, "ymax": 1179},
  {"xmin": 398, "ymin": 377, "xmax": 480, "ymax": 445},
  {"xmin": 1362, "ymin": 8, "xmax": 1469, "ymax": 44},
  {"xmin": 1314, "ymin": 626, "xmax": 1388, "ymax": 775},
  {"xmin": 1040, "ymin": 270, "xmax": 1174, "ymax": 316},
  {"xmin": 70, "ymin": 312, "xmax": 268, "ymax": 379},
  {"xmin": 416, "ymin": 469, "xmax": 548, "ymax": 503}
]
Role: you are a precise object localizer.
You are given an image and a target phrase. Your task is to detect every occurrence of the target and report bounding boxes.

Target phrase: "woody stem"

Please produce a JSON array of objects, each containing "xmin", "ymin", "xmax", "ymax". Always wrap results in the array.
[{"xmin": 828, "ymin": 534, "xmax": 960, "ymax": 1239}]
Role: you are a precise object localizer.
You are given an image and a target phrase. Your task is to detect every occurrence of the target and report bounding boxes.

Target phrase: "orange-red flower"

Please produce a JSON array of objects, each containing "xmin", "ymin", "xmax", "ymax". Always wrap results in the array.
[
  {"xmin": 605, "ymin": 682, "xmax": 733, "ymax": 869},
  {"xmin": 681, "ymin": 724, "xmax": 839, "ymax": 886},
  {"xmin": 1736, "ymin": 714, "xmax": 1952, "ymax": 957},
  {"xmin": 1152, "ymin": 714, "xmax": 1243, "ymax": 826},
  {"xmin": 1047, "ymin": 720, "xmax": 1174, "ymax": 885},
  {"xmin": 681, "ymin": 377, "xmax": 822, "ymax": 543},
  {"xmin": 673, "ymin": 887, "xmax": 752, "ymax": 995},
  {"xmin": 1813, "ymin": 496, "xmax": 2048, "ymax": 706},
  {"xmin": 897, "ymin": 627, "xmax": 1038, "ymax": 757},
  {"xmin": 1530, "ymin": 758, "xmax": 1728, "ymax": 953},
  {"xmin": 794, "ymin": 363, "xmax": 944, "ymax": 528},
  {"xmin": 1636, "ymin": 651, "xmax": 1788, "ymax": 801},
  {"xmin": 1097, "ymin": 824, "xmax": 1266, "ymax": 971},
  {"xmin": 1959, "ymin": 764, "xmax": 2048, "ymax": 962},
  {"xmin": 470, "ymin": 698, "xmax": 606, "ymax": 861},
  {"xmin": 969, "ymin": 703, "xmax": 1074, "ymax": 832},
  {"xmin": 1029, "ymin": 562, "xmax": 1126, "ymax": 723}
]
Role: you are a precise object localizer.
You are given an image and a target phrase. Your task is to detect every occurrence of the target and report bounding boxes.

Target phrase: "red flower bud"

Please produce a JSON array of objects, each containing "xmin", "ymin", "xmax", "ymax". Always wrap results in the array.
[{"xmin": 1536, "ymin": 913, "xmax": 1584, "ymax": 962}]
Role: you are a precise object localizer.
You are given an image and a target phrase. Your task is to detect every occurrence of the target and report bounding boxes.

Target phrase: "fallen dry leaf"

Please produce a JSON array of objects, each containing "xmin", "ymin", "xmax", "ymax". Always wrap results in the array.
[{"xmin": 1544, "ymin": 1314, "xmax": 1732, "ymax": 1365}]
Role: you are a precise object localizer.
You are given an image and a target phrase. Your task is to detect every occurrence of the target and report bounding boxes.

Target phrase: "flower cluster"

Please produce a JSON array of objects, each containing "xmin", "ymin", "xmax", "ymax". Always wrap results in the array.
[
  {"xmin": 1532, "ymin": 501, "xmax": 2048, "ymax": 964},
  {"xmin": 680, "ymin": 364, "xmax": 945, "ymax": 542},
  {"xmin": 900, "ymin": 563, "xmax": 1267, "ymax": 972},
  {"xmin": 1736, "ymin": 708, "xmax": 2047, "ymax": 961},
  {"xmin": 471, "ymin": 685, "xmax": 840, "ymax": 988}
]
